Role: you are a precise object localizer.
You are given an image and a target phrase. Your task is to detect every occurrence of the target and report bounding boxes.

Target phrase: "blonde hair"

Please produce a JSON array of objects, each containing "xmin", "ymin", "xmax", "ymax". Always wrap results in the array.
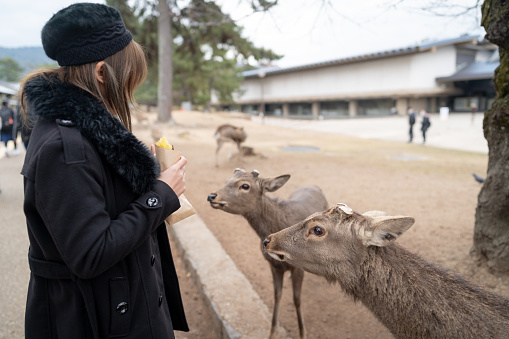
[{"xmin": 19, "ymin": 40, "xmax": 147, "ymax": 131}]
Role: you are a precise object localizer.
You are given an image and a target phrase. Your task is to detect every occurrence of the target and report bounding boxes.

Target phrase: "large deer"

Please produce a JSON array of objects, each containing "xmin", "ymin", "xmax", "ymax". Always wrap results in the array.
[
  {"xmin": 263, "ymin": 203, "xmax": 509, "ymax": 339},
  {"xmin": 214, "ymin": 124, "xmax": 247, "ymax": 167},
  {"xmin": 207, "ymin": 169, "xmax": 328, "ymax": 339}
]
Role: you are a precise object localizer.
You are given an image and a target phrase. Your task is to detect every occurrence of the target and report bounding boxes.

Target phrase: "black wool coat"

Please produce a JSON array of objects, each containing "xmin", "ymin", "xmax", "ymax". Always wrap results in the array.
[{"xmin": 21, "ymin": 75, "xmax": 189, "ymax": 338}]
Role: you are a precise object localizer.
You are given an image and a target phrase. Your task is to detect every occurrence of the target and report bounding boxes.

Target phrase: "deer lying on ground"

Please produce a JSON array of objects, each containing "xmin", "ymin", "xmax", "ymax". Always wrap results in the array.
[
  {"xmin": 214, "ymin": 124, "xmax": 247, "ymax": 167},
  {"xmin": 263, "ymin": 203, "xmax": 509, "ymax": 339},
  {"xmin": 207, "ymin": 169, "xmax": 328, "ymax": 339}
]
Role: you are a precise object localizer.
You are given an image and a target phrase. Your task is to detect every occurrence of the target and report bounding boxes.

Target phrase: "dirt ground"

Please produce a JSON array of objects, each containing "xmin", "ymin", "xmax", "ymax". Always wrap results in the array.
[{"xmin": 133, "ymin": 110, "xmax": 509, "ymax": 339}]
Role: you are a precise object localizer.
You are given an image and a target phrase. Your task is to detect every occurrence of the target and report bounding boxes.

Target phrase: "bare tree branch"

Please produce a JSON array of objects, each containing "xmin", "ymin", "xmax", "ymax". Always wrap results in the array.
[{"xmin": 392, "ymin": 0, "xmax": 482, "ymax": 18}]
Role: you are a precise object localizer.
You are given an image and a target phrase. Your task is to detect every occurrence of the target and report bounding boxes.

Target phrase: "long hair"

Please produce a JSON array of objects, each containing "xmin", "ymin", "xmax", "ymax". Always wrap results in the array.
[{"xmin": 19, "ymin": 40, "xmax": 147, "ymax": 132}]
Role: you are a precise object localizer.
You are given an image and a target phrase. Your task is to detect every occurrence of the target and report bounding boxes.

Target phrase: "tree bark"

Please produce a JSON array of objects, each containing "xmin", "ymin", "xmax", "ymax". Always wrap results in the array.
[
  {"xmin": 157, "ymin": 0, "xmax": 173, "ymax": 123},
  {"xmin": 472, "ymin": 0, "xmax": 509, "ymax": 274}
]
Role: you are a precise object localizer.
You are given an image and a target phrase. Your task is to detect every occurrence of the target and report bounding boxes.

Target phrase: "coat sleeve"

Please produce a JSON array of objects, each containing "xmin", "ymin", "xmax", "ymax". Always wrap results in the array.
[{"xmin": 31, "ymin": 138, "xmax": 180, "ymax": 279}]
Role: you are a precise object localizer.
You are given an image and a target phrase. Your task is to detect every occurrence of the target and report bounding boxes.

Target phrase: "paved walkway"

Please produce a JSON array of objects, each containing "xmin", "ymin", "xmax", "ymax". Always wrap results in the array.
[
  {"xmin": 251, "ymin": 112, "xmax": 488, "ymax": 154},
  {"xmin": 0, "ymin": 152, "xmax": 29, "ymax": 338}
]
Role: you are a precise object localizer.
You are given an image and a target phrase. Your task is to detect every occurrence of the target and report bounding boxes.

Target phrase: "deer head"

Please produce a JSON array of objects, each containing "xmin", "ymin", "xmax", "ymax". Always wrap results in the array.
[
  {"xmin": 234, "ymin": 127, "xmax": 247, "ymax": 142},
  {"xmin": 207, "ymin": 168, "xmax": 290, "ymax": 215},
  {"xmin": 263, "ymin": 203, "xmax": 414, "ymax": 278}
]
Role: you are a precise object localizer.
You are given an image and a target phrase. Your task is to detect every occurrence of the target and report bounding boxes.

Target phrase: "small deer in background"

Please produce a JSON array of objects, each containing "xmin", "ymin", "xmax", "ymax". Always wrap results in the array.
[
  {"xmin": 207, "ymin": 169, "xmax": 329, "ymax": 339},
  {"xmin": 264, "ymin": 204, "xmax": 509, "ymax": 339},
  {"xmin": 214, "ymin": 124, "xmax": 246, "ymax": 167}
]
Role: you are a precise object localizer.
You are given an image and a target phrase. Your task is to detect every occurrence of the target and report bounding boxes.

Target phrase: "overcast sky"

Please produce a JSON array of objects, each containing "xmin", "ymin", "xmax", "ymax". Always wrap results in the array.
[{"xmin": 0, "ymin": 0, "xmax": 484, "ymax": 68}]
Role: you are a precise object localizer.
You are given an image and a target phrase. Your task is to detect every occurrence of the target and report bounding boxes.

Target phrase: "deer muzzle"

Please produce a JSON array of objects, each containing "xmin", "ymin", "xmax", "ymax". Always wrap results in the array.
[
  {"xmin": 207, "ymin": 193, "xmax": 227, "ymax": 209},
  {"xmin": 263, "ymin": 236, "xmax": 287, "ymax": 261},
  {"xmin": 207, "ymin": 193, "xmax": 217, "ymax": 202}
]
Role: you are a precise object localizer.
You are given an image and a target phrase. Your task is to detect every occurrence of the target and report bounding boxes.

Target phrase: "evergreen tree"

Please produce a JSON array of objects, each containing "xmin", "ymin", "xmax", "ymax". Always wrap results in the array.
[
  {"xmin": 0, "ymin": 57, "xmax": 23, "ymax": 82},
  {"xmin": 107, "ymin": 0, "xmax": 281, "ymax": 119}
]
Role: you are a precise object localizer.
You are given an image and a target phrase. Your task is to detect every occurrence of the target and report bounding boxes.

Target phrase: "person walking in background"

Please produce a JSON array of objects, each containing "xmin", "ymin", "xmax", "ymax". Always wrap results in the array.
[
  {"xmin": 421, "ymin": 109, "xmax": 431, "ymax": 144},
  {"xmin": 19, "ymin": 3, "xmax": 189, "ymax": 338},
  {"xmin": 0, "ymin": 99, "xmax": 17, "ymax": 156},
  {"xmin": 471, "ymin": 102, "xmax": 478, "ymax": 123},
  {"xmin": 407, "ymin": 107, "xmax": 417, "ymax": 142}
]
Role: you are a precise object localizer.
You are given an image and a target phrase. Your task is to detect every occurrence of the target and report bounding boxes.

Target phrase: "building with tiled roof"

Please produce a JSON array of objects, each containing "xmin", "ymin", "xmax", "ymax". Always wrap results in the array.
[{"xmin": 215, "ymin": 35, "xmax": 498, "ymax": 118}]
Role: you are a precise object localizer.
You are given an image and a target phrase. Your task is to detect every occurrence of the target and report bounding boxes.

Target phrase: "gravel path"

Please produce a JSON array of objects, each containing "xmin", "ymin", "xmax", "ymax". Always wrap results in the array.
[{"xmin": 0, "ymin": 153, "xmax": 29, "ymax": 338}]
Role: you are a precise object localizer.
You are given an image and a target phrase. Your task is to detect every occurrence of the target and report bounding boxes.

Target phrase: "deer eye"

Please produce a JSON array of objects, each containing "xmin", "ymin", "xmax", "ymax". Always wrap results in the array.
[
  {"xmin": 310, "ymin": 226, "xmax": 325, "ymax": 237},
  {"xmin": 240, "ymin": 184, "xmax": 250, "ymax": 190},
  {"xmin": 384, "ymin": 233, "xmax": 394, "ymax": 240}
]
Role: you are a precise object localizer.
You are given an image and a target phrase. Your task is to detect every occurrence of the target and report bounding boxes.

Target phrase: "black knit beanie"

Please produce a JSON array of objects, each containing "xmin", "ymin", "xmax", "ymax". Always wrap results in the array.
[{"xmin": 41, "ymin": 2, "xmax": 133, "ymax": 66}]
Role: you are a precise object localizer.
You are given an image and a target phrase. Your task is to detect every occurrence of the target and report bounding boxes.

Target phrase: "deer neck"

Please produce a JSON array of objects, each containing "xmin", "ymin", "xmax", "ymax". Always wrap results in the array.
[
  {"xmin": 243, "ymin": 196, "xmax": 284, "ymax": 240},
  {"xmin": 340, "ymin": 244, "xmax": 506, "ymax": 339}
]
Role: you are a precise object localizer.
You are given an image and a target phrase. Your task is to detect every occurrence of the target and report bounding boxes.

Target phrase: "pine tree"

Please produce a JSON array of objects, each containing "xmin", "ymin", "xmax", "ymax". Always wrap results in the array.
[{"xmin": 107, "ymin": 0, "xmax": 281, "ymax": 121}]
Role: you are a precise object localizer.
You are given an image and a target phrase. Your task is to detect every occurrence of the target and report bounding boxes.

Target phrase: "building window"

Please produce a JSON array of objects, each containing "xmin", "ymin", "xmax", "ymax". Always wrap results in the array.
[
  {"xmin": 289, "ymin": 103, "xmax": 312, "ymax": 118},
  {"xmin": 358, "ymin": 99, "xmax": 395, "ymax": 116},
  {"xmin": 266, "ymin": 104, "xmax": 283, "ymax": 116},
  {"xmin": 453, "ymin": 97, "xmax": 471, "ymax": 112},
  {"xmin": 319, "ymin": 101, "xmax": 349, "ymax": 118},
  {"xmin": 241, "ymin": 104, "xmax": 258, "ymax": 115}
]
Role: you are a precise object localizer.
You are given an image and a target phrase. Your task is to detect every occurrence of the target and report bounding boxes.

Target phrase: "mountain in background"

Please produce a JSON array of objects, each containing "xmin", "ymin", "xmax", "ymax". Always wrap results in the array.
[{"xmin": 0, "ymin": 46, "xmax": 55, "ymax": 72}]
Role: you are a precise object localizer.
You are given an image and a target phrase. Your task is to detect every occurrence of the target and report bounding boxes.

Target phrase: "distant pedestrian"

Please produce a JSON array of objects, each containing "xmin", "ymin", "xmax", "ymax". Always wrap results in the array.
[
  {"xmin": 471, "ymin": 102, "xmax": 477, "ymax": 123},
  {"xmin": 421, "ymin": 109, "xmax": 431, "ymax": 144},
  {"xmin": 407, "ymin": 107, "xmax": 417, "ymax": 142},
  {"xmin": 0, "ymin": 99, "xmax": 17, "ymax": 155}
]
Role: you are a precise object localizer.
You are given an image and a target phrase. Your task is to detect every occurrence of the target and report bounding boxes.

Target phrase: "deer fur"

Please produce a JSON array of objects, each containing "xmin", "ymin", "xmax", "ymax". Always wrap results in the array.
[
  {"xmin": 214, "ymin": 124, "xmax": 247, "ymax": 167},
  {"xmin": 263, "ymin": 203, "xmax": 509, "ymax": 339},
  {"xmin": 207, "ymin": 169, "xmax": 328, "ymax": 339}
]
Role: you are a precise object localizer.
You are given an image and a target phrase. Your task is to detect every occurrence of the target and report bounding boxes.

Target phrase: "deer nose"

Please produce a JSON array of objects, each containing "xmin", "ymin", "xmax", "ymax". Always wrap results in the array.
[
  {"xmin": 262, "ymin": 237, "xmax": 271, "ymax": 250},
  {"xmin": 207, "ymin": 193, "xmax": 217, "ymax": 202}
]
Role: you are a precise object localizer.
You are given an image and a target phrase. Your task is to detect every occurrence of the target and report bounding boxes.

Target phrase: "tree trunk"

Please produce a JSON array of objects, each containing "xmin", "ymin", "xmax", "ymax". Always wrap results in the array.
[
  {"xmin": 157, "ymin": 0, "xmax": 173, "ymax": 123},
  {"xmin": 472, "ymin": 0, "xmax": 509, "ymax": 274}
]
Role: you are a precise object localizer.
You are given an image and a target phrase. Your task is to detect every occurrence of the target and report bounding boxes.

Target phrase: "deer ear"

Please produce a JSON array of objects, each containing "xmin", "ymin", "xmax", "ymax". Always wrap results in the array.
[
  {"xmin": 360, "ymin": 216, "xmax": 415, "ymax": 247},
  {"xmin": 262, "ymin": 174, "xmax": 290, "ymax": 192},
  {"xmin": 234, "ymin": 168, "xmax": 246, "ymax": 174}
]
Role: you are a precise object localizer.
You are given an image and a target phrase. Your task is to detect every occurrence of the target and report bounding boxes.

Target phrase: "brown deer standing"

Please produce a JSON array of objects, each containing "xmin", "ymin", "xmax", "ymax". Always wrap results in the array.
[
  {"xmin": 214, "ymin": 124, "xmax": 246, "ymax": 167},
  {"xmin": 263, "ymin": 203, "xmax": 509, "ymax": 339},
  {"xmin": 207, "ymin": 169, "xmax": 328, "ymax": 339}
]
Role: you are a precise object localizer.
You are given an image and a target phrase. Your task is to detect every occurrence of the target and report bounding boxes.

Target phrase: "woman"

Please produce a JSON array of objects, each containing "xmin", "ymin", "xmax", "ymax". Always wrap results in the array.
[{"xmin": 19, "ymin": 3, "xmax": 188, "ymax": 338}]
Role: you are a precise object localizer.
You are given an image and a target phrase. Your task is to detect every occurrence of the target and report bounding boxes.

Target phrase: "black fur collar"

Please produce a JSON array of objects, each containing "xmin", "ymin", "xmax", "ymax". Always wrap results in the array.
[{"xmin": 23, "ymin": 75, "xmax": 159, "ymax": 195}]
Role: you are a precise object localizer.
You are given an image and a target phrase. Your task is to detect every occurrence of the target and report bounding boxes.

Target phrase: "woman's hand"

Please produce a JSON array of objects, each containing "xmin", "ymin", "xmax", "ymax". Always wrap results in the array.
[
  {"xmin": 151, "ymin": 144, "xmax": 187, "ymax": 197},
  {"xmin": 160, "ymin": 156, "xmax": 187, "ymax": 197}
]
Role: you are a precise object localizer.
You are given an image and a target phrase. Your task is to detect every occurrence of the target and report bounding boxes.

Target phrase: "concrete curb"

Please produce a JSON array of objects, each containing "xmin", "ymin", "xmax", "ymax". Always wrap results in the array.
[{"xmin": 168, "ymin": 214, "xmax": 288, "ymax": 339}]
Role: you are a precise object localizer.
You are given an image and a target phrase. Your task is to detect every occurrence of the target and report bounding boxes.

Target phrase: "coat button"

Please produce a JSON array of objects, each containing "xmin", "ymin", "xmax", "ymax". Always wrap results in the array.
[
  {"xmin": 158, "ymin": 295, "xmax": 163, "ymax": 307},
  {"xmin": 116, "ymin": 302, "xmax": 128, "ymax": 315},
  {"xmin": 56, "ymin": 119, "xmax": 75, "ymax": 126},
  {"xmin": 151, "ymin": 255, "xmax": 156, "ymax": 266},
  {"xmin": 146, "ymin": 197, "xmax": 159, "ymax": 207}
]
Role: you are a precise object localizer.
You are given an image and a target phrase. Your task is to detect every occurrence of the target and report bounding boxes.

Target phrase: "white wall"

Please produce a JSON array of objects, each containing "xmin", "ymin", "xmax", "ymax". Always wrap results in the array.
[{"xmin": 235, "ymin": 46, "xmax": 458, "ymax": 104}]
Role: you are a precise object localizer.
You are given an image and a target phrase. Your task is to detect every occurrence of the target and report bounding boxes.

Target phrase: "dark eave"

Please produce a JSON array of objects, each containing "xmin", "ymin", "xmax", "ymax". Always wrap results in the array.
[{"xmin": 436, "ymin": 62, "xmax": 498, "ymax": 83}]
